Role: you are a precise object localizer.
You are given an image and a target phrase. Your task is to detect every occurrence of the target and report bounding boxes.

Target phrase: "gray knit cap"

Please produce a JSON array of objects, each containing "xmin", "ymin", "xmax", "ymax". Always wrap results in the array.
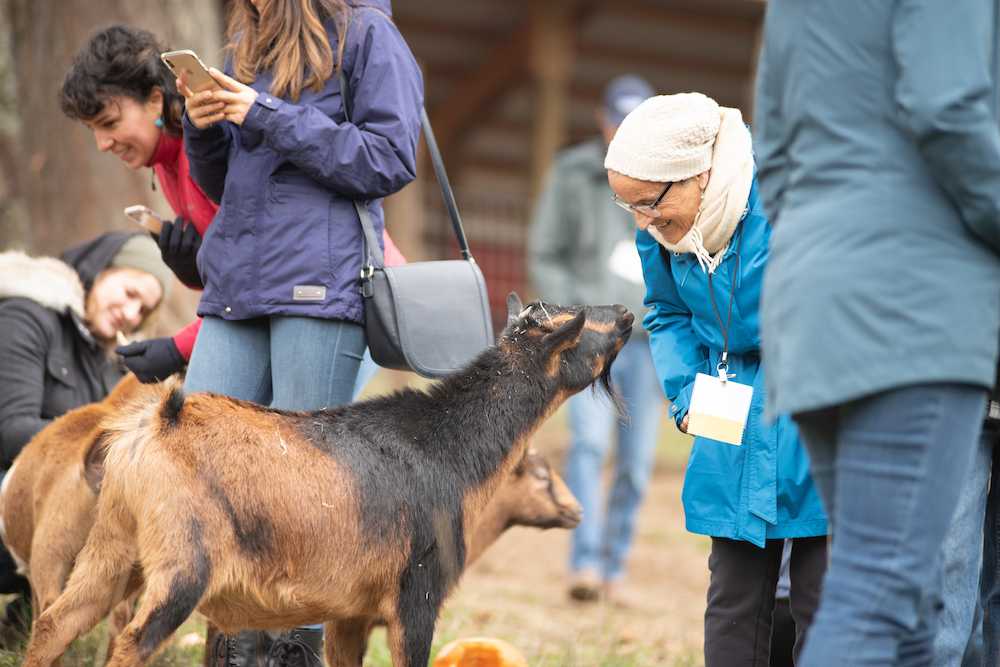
[{"xmin": 110, "ymin": 235, "xmax": 173, "ymax": 298}]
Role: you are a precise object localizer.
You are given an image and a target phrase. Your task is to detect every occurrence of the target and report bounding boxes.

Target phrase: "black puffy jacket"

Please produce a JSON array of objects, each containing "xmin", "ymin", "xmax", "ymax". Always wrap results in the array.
[{"xmin": 0, "ymin": 233, "xmax": 136, "ymax": 468}]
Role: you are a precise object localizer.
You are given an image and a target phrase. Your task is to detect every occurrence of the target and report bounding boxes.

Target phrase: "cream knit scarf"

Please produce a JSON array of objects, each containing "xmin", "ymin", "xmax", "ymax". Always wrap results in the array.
[{"xmin": 648, "ymin": 107, "xmax": 754, "ymax": 274}]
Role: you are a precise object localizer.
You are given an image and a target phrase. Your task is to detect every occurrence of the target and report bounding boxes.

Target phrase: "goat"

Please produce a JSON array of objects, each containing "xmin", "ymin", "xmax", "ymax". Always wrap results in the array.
[
  {"xmin": 22, "ymin": 293, "xmax": 632, "ymax": 667},
  {"xmin": 0, "ymin": 373, "xmax": 149, "ymax": 648},
  {"xmin": 204, "ymin": 447, "xmax": 582, "ymax": 663},
  {"xmin": 9, "ymin": 387, "xmax": 579, "ymax": 665}
]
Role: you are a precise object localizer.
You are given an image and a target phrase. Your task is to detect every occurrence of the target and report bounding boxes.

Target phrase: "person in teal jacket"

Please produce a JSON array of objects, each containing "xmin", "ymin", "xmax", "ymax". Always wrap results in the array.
[{"xmin": 605, "ymin": 92, "xmax": 828, "ymax": 666}]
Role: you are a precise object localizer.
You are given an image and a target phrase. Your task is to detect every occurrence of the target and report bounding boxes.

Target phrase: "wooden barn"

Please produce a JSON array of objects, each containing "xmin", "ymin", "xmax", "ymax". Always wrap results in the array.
[
  {"xmin": 0, "ymin": 0, "xmax": 765, "ymax": 331},
  {"xmin": 389, "ymin": 0, "xmax": 766, "ymax": 327}
]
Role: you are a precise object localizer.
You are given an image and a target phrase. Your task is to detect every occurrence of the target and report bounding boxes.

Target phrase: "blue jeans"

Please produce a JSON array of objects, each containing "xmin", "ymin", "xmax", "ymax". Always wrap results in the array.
[
  {"xmin": 185, "ymin": 315, "xmax": 365, "ymax": 632},
  {"xmin": 933, "ymin": 428, "xmax": 993, "ymax": 666},
  {"xmin": 564, "ymin": 336, "xmax": 662, "ymax": 581},
  {"xmin": 794, "ymin": 384, "xmax": 986, "ymax": 666},
  {"xmin": 353, "ymin": 347, "xmax": 381, "ymax": 399},
  {"xmin": 185, "ymin": 316, "xmax": 365, "ymax": 410},
  {"xmin": 981, "ymin": 423, "xmax": 1000, "ymax": 665}
]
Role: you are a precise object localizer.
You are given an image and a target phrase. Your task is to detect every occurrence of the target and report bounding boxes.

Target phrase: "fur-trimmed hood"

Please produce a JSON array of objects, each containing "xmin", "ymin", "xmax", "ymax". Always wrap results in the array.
[{"xmin": 0, "ymin": 251, "xmax": 85, "ymax": 318}]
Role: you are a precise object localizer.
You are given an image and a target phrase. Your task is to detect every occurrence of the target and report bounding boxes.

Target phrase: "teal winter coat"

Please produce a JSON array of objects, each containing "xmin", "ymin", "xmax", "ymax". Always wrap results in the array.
[
  {"xmin": 753, "ymin": 0, "xmax": 1000, "ymax": 417},
  {"xmin": 638, "ymin": 180, "xmax": 828, "ymax": 547}
]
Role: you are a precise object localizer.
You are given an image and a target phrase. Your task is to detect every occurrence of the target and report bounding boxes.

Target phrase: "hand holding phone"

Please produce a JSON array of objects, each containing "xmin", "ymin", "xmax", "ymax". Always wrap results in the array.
[
  {"xmin": 163, "ymin": 49, "xmax": 227, "ymax": 129},
  {"xmin": 161, "ymin": 50, "xmax": 220, "ymax": 93},
  {"xmin": 124, "ymin": 205, "xmax": 164, "ymax": 235}
]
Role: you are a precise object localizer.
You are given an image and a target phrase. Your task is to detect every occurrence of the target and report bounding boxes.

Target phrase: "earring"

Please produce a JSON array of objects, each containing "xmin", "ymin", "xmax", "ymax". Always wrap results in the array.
[{"xmin": 154, "ymin": 117, "xmax": 164, "ymax": 128}]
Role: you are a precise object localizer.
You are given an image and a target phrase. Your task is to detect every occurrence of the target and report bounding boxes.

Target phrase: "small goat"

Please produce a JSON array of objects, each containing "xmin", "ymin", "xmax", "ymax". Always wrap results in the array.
[
  {"xmin": 23, "ymin": 293, "xmax": 632, "ymax": 667},
  {"xmin": 0, "ymin": 373, "xmax": 148, "ymax": 641}
]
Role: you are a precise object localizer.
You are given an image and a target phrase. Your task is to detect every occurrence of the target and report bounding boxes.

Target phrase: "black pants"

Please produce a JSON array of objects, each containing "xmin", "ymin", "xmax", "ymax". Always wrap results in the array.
[
  {"xmin": 769, "ymin": 597, "xmax": 795, "ymax": 667},
  {"xmin": 705, "ymin": 536, "xmax": 827, "ymax": 667}
]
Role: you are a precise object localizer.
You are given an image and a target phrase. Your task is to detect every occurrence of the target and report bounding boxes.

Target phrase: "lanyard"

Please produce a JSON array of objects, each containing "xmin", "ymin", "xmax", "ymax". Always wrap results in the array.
[{"xmin": 706, "ymin": 230, "xmax": 743, "ymax": 383}]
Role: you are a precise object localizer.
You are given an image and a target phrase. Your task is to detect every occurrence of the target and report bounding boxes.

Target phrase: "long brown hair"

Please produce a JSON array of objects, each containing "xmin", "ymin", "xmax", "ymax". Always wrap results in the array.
[{"xmin": 226, "ymin": 0, "xmax": 350, "ymax": 102}]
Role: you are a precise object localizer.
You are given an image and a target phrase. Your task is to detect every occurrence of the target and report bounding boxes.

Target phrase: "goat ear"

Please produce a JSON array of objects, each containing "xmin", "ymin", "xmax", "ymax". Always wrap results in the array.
[
  {"xmin": 542, "ymin": 310, "xmax": 586, "ymax": 350},
  {"xmin": 506, "ymin": 292, "xmax": 524, "ymax": 324},
  {"xmin": 83, "ymin": 430, "xmax": 111, "ymax": 494}
]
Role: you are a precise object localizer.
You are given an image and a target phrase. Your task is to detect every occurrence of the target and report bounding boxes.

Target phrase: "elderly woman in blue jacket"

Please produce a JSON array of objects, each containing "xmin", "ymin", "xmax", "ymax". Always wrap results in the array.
[
  {"xmin": 177, "ymin": 0, "xmax": 421, "ymax": 665},
  {"xmin": 605, "ymin": 93, "xmax": 828, "ymax": 666}
]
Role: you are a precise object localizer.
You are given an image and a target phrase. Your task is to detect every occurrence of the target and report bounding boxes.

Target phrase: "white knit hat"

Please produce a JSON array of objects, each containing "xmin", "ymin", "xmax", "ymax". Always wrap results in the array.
[{"xmin": 604, "ymin": 92, "xmax": 721, "ymax": 182}]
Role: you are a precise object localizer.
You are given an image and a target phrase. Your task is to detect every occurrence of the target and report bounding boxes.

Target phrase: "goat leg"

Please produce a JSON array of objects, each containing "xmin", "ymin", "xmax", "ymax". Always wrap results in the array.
[
  {"xmin": 385, "ymin": 611, "xmax": 436, "ymax": 667},
  {"xmin": 22, "ymin": 531, "xmax": 134, "ymax": 667},
  {"xmin": 104, "ymin": 566, "xmax": 206, "ymax": 666},
  {"xmin": 324, "ymin": 618, "xmax": 374, "ymax": 667}
]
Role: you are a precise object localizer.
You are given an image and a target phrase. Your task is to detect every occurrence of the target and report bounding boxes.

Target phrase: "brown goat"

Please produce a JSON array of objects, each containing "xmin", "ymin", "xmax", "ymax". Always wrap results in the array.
[
  {"xmin": 22, "ymin": 293, "xmax": 632, "ymax": 667},
  {"xmin": 0, "ymin": 374, "xmax": 148, "ymax": 636}
]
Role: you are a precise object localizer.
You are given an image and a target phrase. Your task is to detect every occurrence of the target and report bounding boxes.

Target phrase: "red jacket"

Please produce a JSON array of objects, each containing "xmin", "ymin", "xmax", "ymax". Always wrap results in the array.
[
  {"xmin": 151, "ymin": 132, "xmax": 406, "ymax": 360},
  {"xmin": 149, "ymin": 133, "xmax": 216, "ymax": 360}
]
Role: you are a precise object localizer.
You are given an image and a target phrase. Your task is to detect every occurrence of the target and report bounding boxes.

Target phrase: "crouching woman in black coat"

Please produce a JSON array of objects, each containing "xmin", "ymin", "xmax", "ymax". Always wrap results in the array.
[{"xmin": 0, "ymin": 232, "xmax": 170, "ymax": 633}]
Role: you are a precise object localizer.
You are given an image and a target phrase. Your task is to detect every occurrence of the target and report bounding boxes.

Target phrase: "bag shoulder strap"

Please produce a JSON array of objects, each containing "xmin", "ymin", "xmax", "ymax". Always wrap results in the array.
[{"xmin": 338, "ymin": 69, "xmax": 475, "ymax": 273}]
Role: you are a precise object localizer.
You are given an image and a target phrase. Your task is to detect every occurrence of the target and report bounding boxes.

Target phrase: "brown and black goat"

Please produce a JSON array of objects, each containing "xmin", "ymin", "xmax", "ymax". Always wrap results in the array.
[
  {"xmin": 22, "ymin": 293, "xmax": 632, "ymax": 667},
  {"xmin": 205, "ymin": 447, "xmax": 581, "ymax": 662}
]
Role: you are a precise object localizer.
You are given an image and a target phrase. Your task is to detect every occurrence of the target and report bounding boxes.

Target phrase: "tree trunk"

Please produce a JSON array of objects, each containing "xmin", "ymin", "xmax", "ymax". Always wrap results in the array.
[
  {"xmin": 0, "ymin": 0, "xmax": 222, "ymax": 255},
  {"xmin": 0, "ymin": 0, "xmax": 223, "ymax": 333}
]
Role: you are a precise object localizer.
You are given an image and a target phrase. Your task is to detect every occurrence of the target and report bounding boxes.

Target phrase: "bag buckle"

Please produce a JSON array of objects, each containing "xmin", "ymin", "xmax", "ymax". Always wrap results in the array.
[{"xmin": 359, "ymin": 264, "xmax": 375, "ymax": 298}]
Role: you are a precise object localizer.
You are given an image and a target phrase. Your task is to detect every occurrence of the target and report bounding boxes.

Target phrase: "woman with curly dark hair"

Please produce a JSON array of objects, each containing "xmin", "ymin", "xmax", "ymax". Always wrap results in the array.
[{"xmin": 60, "ymin": 24, "xmax": 218, "ymax": 381}]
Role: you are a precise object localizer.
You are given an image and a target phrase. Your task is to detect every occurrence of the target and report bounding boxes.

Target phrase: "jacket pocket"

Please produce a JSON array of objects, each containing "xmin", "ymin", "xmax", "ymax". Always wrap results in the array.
[
  {"xmin": 259, "ymin": 180, "xmax": 333, "ymax": 304},
  {"xmin": 41, "ymin": 353, "xmax": 78, "ymax": 419}
]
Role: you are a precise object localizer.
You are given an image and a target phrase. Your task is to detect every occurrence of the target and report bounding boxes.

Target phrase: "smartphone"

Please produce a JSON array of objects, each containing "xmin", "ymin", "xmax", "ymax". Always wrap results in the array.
[
  {"xmin": 160, "ymin": 49, "xmax": 220, "ymax": 93},
  {"xmin": 124, "ymin": 205, "xmax": 164, "ymax": 235}
]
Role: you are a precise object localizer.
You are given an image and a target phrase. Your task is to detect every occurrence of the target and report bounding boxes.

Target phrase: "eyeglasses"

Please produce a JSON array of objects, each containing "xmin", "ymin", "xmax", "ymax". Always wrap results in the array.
[{"xmin": 612, "ymin": 181, "xmax": 673, "ymax": 218}]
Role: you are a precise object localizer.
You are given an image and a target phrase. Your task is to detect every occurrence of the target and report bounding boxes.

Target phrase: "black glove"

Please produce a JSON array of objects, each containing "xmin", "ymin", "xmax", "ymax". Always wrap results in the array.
[
  {"xmin": 156, "ymin": 217, "xmax": 203, "ymax": 289},
  {"xmin": 116, "ymin": 338, "xmax": 185, "ymax": 383}
]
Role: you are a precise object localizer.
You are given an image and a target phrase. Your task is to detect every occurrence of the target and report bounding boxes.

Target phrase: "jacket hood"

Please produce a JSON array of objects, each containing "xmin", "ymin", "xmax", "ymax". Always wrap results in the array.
[
  {"xmin": 350, "ymin": 0, "xmax": 392, "ymax": 16},
  {"xmin": 60, "ymin": 232, "xmax": 135, "ymax": 292},
  {"xmin": 0, "ymin": 251, "xmax": 85, "ymax": 317}
]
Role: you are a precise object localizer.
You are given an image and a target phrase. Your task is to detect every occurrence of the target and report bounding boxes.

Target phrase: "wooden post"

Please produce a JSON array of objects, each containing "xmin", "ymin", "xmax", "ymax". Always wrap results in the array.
[{"xmin": 529, "ymin": 1, "xmax": 574, "ymax": 197}]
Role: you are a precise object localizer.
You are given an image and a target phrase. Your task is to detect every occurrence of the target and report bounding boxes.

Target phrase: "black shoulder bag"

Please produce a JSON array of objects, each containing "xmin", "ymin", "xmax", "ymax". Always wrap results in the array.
[{"xmin": 340, "ymin": 72, "xmax": 494, "ymax": 378}]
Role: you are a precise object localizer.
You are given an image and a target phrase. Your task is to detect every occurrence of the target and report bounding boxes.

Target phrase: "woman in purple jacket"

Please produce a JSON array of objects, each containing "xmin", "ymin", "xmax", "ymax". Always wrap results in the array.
[{"xmin": 178, "ymin": 0, "xmax": 422, "ymax": 664}]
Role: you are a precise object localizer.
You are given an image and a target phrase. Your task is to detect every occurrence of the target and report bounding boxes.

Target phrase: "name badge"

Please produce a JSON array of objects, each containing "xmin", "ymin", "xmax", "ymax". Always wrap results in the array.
[
  {"xmin": 608, "ymin": 239, "xmax": 644, "ymax": 285},
  {"xmin": 686, "ymin": 372, "xmax": 753, "ymax": 446}
]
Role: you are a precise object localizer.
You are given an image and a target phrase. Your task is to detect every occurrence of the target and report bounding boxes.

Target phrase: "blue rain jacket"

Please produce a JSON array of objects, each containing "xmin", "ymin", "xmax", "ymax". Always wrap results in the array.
[
  {"xmin": 184, "ymin": 0, "xmax": 423, "ymax": 323},
  {"xmin": 638, "ymin": 180, "xmax": 827, "ymax": 546}
]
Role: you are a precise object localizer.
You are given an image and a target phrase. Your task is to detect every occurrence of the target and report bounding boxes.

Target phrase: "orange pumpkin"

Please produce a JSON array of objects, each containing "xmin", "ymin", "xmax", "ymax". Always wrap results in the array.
[{"xmin": 433, "ymin": 637, "xmax": 529, "ymax": 667}]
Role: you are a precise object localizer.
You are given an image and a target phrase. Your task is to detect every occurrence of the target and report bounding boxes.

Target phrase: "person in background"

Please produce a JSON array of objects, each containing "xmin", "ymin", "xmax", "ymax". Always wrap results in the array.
[
  {"xmin": 179, "ymin": 0, "xmax": 422, "ymax": 664},
  {"xmin": 0, "ymin": 231, "xmax": 170, "ymax": 638},
  {"xmin": 753, "ymin": 2, "xmax": 1000, "ymax": 664},
  {"xmin": 529, "ymin": 74, "xmax": 663, "ymax": 605},
  {"xmin": 606, "ymin": 92, "xmax": 828, "ymax": 665}
]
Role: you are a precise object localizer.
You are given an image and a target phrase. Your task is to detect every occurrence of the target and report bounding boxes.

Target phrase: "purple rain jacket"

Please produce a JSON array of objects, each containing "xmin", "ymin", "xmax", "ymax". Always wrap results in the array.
[{"xmin": 184, "ymin": 0, "xmax": 422, "ymax": 324}]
